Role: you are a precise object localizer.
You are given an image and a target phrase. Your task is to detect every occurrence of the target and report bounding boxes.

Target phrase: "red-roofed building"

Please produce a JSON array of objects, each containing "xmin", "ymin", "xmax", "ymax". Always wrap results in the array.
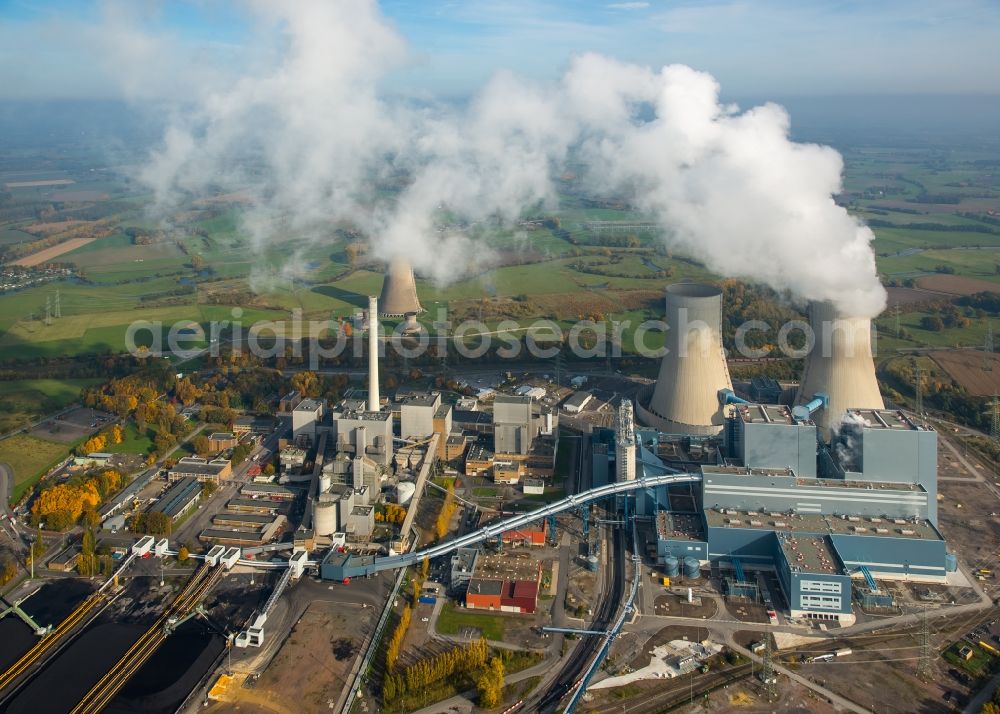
[
  {"xmin": 501, "ymin": 520, "xmax": 546, "ymax": 547},
  {"xmin": 501, "ymin": 579, "xmax": 539, "ymax": 614}
]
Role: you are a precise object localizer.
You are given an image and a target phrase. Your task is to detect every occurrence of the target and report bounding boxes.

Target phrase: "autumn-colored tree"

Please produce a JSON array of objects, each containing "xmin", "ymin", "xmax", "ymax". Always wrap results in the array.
[
  {"xmin": 108, "ymin": 424, "xmax": 124, "ymax": 445},
  {"xmin": 385, "ymin": 606, "xmax": 412, "ymax": 672},
  {"xmin": 477, "ymin": 656, "xmax": 505, "ymax": 708},
  {"xmin": 32, "ymin": 481, "xmax": 101, "ymax": 527},
  {"xmin": 434, "ymin": 484, "xmax": 457, "ymax": 540},
  {"xmin": 177, "ymin": 545, "xmax": 190, "ymax": 563},
  {"xmin": 192, "ymin": 435, "xmax": 211, "ymax": 456},
  {"xmin": 80, "ymin": 434, "xmax": 106, "ymax": 455}
]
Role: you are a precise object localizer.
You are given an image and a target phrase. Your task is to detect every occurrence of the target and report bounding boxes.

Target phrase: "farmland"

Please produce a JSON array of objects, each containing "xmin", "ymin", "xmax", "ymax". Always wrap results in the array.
[
  {"xmin": 0, "ymin": 114, "xmax": 998, "ymax": 400},
  {"xmin": 929, "ymin": 351, "xmax": 1000, "ymax": 396}
]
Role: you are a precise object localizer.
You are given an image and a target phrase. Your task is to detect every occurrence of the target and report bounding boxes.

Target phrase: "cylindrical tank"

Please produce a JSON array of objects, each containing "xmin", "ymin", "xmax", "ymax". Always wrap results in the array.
[
  {"xmin": 397, "ymin": 482, "xmax": 416, "ymax": 506},
  {"xmin": 945, "ymin": 552, "xmax": 958, "ymax": 572},
  {"xmin": 319, "ymin": 473, "xmax": 332, "ymax": 494},
  {"xmin": 639, "ymin": 283, "xmax": 732, "ymax": 435},
  {"xmin": 683, "ymin": 556, "xmax": 700, "ymax": 580},
  {"xmin": 314, "ymin": 500, "xmax": 338, "ymax": 537},
  {"xmin": 664, "ymin": 555, "xmax": 680, "ymax": 578},
  {"xmin": 586, "ymin": 555, "xmax": 599, "ymax": 572}
]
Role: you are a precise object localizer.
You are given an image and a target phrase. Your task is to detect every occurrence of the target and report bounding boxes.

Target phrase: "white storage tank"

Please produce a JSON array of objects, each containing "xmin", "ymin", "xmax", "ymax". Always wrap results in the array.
[
  {"xmin": 397, "ymin": 482, "xmax": 416, "ymax": 506},
  {"xmin": 319, "ymin": 472, "xmax": 332, "ymax": 495},
  {"xmin": 315, "ymin": 500, "xmax": 338, "ymax": 536}
]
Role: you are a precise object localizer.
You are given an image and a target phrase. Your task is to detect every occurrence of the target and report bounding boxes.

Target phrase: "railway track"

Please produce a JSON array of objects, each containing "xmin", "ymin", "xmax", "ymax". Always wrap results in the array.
[
  {"xmin": 71, "ymin": 564, "xmax": 223, "ymax": 714},
  {"xmin": 528, "ymin": 524, "xmax": 626, "ymax": 713}
]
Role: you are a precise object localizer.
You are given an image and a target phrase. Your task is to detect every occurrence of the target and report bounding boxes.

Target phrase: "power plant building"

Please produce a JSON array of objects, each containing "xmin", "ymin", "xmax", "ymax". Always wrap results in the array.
[
  {"xmin": 493, "ymin": 395, "xmax": 537, "ymax": 455},
  {"xmin": 600, "ymin": 283, "xmax": 951, "ymax": 625}
]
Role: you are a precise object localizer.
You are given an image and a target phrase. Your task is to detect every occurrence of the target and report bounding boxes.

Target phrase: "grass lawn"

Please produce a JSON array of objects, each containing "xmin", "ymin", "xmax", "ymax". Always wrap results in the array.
[
  {"xmin": 0, "ymin": 434, "xmax": 73, "ymax": 505},
  {"xmin": 435, "ymin": 601, "xmax": 506, "ymax": 641},
  {"xmin": 112, "ymin": 422, "xmax": 155, "ymax": 455},
  {"xmin": 0, "ymin": 377, "xmax": 101, "ymax": 433}
]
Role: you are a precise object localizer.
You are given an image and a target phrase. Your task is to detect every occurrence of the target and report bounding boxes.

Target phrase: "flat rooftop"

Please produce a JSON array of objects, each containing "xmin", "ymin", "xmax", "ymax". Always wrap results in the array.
[
  {"xmin": 702, "ymin": 465, "xmax": 795, "ymax": 478},
  {"xmin": 778, "ymin": 532, "xmax": 839, "ymax": 575},
  {"xmin": 735, "ymin": 404, "xmax": 799, "ymax": 426},
  {"xmin": 295, "ymin": 398, "xmax": 323, "ymax": 411},
  {"xmin": 656, "ymin": 511, "xmax": 705, "ymax": 542},
  {"xmin": 705, "ymin": 508, "xmax": 941, "ymax": 541},
  {"xmin": 845, "ymin": 408, "xmax": 933, "ymax": 432},
  {"xmin": 403, "ymin": 393, "xmax": 439, "ymax": 407},
  {"xmin": 495, "ymin": 394, "xmax": 532, "ymax": 405},
  {"xmin": 474, "ymin": 552, "xmax": 541, "ymax": 582},
  {"xmin": 227, "ymin": 497, "xmax": 289, "ymax": 510},
  {"xmin": 798, "ymin": 477, "xmax": 921, "ymax": 493},
  {"xmin": 213, "ymin": 513, "xmax": 276, "ymax": 526}
]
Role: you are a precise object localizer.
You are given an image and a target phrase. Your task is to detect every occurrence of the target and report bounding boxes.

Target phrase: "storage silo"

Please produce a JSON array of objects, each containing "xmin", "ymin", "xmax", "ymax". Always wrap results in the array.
[
  {"xmin": 637, "ymin": 283, "xmax": 732, "ymax": 435},
  {"xmin": 397, "ymin": 481, "xmax": 416, "ymax": 506},
  {"xmin": 314, "ymin": 500, "xmax": 338, "ymax": 537},
  {"xmin": 683, "ymin": 556, "xmax": 701, "ymax": 580},
  {"xmin": 319, "ymin": 473, "xmax": 332, "ymax": 495},
  {"xmin": 586, "ymin": 555, "xmax": 599, "ymax": 572},
  {"xmin": 664, "ymin": 555, "xmax": 680, "ymax": 578}
]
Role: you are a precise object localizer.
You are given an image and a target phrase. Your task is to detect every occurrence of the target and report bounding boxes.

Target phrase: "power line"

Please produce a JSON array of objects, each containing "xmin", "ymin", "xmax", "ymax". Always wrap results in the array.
[{"xmin": 917, "ymin": 607, "xmax": 933, "ymax": 681}]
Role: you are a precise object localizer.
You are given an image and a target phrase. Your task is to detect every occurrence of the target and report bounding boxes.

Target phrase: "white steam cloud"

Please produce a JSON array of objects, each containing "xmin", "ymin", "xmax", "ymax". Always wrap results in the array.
[{"xmin": 134, "ymin": 0, "xmax": 886, "ymax": 317}]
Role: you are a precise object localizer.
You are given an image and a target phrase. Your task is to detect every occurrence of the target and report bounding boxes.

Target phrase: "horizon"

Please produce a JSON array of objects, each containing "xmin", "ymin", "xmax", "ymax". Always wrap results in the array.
[{"xmin": 0, "ymin": 0, "xmax": 998, "ymax": 101}]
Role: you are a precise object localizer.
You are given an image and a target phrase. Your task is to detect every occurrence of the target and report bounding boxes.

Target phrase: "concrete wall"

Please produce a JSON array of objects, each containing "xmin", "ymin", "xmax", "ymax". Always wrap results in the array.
[
  {"xmin": 828, "ymin": 533, "xmax": 947, "ymax": 581},
  {"xmin": 705, "ymin": 526, "xmax": 779, "ymax": 564},
  {"xmin": 657, "ymin": 538, "xmax": 708, "ymax": 561},
  {"xmin": 702, "ymin": 472, "xmax": 929, "ymax": 521},
  {"xmin": 740, "ymin": 421, "xmax": 817, "ymax": 477}
]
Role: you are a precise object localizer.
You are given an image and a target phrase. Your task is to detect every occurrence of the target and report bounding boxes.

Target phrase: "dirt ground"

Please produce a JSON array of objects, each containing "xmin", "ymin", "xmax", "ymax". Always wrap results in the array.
[
  {"xmin": 13, "ymin": 236, "xmax": 100, "ymax": 266},
  {"xmin": 916, "ymin": 273, "xmax": 1000, "ymax": 295},
  {"xmin": 929, "ymin": 350, "xmax": 1000, "ymax": 396},
  {"xmin": 237, "ymin": 600, "xmax": 377, "ymax": 713},
  {"xmin": 651, "ymin": 591, "xmax": 718, "ymax": 620},
  {"xmin": 726, "ymin": 600, "xmax": 771, "ymax": 624},
  {"xmin": 885, "ymin": 286, "xmax": 951, "ymax": 307}
]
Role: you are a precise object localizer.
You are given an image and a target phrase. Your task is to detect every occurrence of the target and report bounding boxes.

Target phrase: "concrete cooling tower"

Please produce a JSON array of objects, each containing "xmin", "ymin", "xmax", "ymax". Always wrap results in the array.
[
  {"xmin": 378, "ymin": 256, "xmax": 423, "ymax": 318},
  {"xmin": 795, "ymin": 301, "xmax": 884, "ymax": 438},
  {"xmin": 637, "ymin": 283, "xmax": 733, "ymax": 435}
]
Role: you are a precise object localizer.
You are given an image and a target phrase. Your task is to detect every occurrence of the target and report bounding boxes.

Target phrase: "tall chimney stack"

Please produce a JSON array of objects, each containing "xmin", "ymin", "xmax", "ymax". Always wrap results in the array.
[{"xmin": 368, "ymin": 295, "xmax": 380, "ymax": 412}]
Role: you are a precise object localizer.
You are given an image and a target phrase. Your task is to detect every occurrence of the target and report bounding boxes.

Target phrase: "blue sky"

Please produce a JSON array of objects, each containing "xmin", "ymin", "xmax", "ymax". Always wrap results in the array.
[{"xmin": 1, "ymin": 0, "xmax": 998, "ymax": 99}]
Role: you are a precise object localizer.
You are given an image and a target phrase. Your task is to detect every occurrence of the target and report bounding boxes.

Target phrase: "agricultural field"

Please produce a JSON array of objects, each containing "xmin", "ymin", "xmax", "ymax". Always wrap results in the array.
[
  {"xmin": 929, "ymin": 351, "xmax": 1000, "ymax": 396},
  {"xmin": 1, "ymin": 132, "xmax": 999, "ymax": 372}
]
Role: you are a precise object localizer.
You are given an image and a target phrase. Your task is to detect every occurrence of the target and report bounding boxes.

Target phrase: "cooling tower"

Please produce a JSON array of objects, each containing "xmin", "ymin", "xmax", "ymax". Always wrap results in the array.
[
  {"xmin": 378, "ymin": 256, "xmax": 422, "ymax": 318},
  {"xmin": 795, "ymin": 301, "xmax": 884, "ymax": 438},
  {"xmin": 637, "ymin": 283, "xmax": 732, "ymax": 435}
]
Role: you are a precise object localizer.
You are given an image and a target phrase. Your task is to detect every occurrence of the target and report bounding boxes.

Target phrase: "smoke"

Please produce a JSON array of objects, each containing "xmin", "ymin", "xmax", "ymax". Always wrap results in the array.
[{"xmin": 128, "ymin": 0, "xmax": 885, "ymax": 317}]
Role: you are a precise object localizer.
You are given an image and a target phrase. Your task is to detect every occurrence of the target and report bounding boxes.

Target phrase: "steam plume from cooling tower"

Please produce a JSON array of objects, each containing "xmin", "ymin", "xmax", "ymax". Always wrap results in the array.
[{"xmin": 119, "ymin": 1, "xmax": 885, "ymax": 317}]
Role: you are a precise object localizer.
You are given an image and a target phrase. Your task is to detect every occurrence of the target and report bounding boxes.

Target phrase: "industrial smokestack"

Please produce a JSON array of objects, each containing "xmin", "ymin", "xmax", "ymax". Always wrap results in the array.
[
  {"xmin": 368, "ymin": 295, "xmax": 380, "ymax": 412},
  {"xmin": 795, "ymin": 301, "xmax": 884, "ymax": 438},
  {"xmin": 637, "ymin": 283, "xmax": 732, "ymax": 435},
  {"xmin": 378, "ymin": 256, "xmax": 422, "ymax": 318}
]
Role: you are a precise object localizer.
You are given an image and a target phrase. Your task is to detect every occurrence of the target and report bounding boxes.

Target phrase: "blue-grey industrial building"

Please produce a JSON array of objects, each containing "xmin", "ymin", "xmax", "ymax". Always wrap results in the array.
[{"xmin": 598, "ymin": 402, "xmax": 951, "ymax": 624}]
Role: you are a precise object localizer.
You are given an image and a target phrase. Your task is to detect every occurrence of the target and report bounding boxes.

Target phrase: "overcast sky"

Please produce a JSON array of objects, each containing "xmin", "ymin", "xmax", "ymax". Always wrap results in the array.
[{"xmin": 1, "ymin": 0, "xmax": 998, "ymax": 100}]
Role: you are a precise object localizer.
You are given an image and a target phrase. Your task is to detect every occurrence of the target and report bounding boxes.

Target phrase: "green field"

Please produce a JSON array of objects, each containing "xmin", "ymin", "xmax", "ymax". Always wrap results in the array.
[
  {"xmin": 435, "ymin": 601, "xmax": 506, "ymax": 641},
  {"xmin": 0, "ymin": 434, "xmax": 73, "ymax": 504},
  {"xmin": 0, "ymin": 378, "xmax": 101, "ymax": 434},
  {"xmin": 2, "ymin": 137, "xmax": 1000, "ymax": 370},
  {"xmin": 112, "ymin": 422, "xmax": 155, "ymax": 455}
]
